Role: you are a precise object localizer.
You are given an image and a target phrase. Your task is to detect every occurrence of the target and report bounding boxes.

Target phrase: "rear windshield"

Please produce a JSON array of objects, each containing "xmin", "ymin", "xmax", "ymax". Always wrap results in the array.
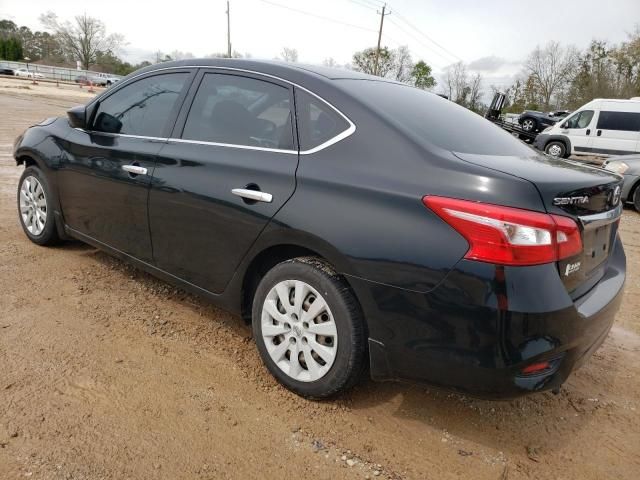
[{"xmin": 338, "ymin": 80, "xmax": 533, "ymax": 156}]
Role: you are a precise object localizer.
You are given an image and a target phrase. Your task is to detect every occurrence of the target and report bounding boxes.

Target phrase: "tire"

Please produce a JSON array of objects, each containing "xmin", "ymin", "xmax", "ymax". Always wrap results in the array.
[
  {"xmin": 521, "ymin": 117, "xmax": 537, "ymax": 132},
  {"xmin": 17, "ymin": 166, "xmax": 60, "ymax": 246},
  {"xmin": 545, "ymin": 141, "xmax": 566, "ymax": 158},
  {"xmin": 633, "ymin": 184, "xmax": 640, "ymax": 213},
  {"xmin": 252, "ymin": 257, "xmax": 366, "ymax": 398}
]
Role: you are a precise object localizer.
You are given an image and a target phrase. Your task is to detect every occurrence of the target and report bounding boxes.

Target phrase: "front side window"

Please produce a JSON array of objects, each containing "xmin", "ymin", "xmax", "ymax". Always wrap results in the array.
[
  {"xmin": 295, "ymin": 90, "xmax": 350, "ymax": 151},
  {"xmin": 596, "ymin": 111, "xmax": 640, "ymax": 132},
  {"xmin": 93, "ymin": 73, "xmax": 189, "ymax": 137},
  {"xmin": 564, "ymin": 110, "xmax": 594, "ymax": 129},
  {"xmin": 181, "ymin": 73, "xmax": 294, "ymax": 150}
]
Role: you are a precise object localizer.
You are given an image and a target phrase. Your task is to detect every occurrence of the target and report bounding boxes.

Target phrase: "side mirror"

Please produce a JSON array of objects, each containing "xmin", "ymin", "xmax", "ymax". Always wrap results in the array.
[
  {"xmin": 67, "ymin": 105, "xmax": 87, "ymax": 129},
  {"xmin": 94, "ymin": 112, "xmax": 122, "ymax": 134}
]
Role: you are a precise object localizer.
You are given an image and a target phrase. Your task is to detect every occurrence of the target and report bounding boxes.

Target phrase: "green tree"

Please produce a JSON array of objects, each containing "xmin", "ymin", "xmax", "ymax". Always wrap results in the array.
[
  {"xmin": 411, "ymin": 60, "xmax": 436, "ymax": 89},
  {"xmin": 352, "ymin": 46, "xmax": 394, "ymax": 77}
]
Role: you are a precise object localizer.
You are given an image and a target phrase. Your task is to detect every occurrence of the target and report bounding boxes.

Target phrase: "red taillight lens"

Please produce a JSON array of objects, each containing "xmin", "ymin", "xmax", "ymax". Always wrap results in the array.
[
  {"xmin": 520, "ymin": 361, "xmax": 551, "ymax": 375},
  {"xmin": 423, "ymin": 196, "xmax": 582, "ymax": 266}
]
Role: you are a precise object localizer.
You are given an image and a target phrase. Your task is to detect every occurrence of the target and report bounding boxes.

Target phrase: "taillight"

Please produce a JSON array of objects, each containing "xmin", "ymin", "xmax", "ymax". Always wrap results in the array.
[{"xmin": 423, "ymin": 196, "xmax": 582, "ymax": 266}]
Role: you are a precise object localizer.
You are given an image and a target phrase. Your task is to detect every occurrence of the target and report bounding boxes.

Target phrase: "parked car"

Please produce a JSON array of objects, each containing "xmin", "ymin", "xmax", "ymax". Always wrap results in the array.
[
  {"xmin": 518, "ymin": 110, "xmax": 570, "ymax": 132},
  {"xmin": 0, "ymin": 67, "xmax": 14, "ymax": 76},
  {"xmin": 534, "ymin": 98, "xmax": 640, "ymax": 158},
  {"xmin": 13, "ymin": 59, "xmax": 626, "ymax": 399},
  {"xmin": 75, "ymin": 74, "xmax": 109, "ymax": 86},
  {"xmin": 14, "ymin": 68, "xmax": 44, "ymax": 79},
  {"xmin": 95, "ymin": 72, "xmax": 121, "ymax": 86},
  {"xmin": 603, "ymin": 154, "xmax": 640, "ymax": 211}
]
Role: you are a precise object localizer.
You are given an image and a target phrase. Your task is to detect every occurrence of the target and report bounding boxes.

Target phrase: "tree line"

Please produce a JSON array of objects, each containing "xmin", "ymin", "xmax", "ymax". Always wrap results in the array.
[{"xmin": 1, "ymin": 13, "xmax": 638, "ymax": 115}]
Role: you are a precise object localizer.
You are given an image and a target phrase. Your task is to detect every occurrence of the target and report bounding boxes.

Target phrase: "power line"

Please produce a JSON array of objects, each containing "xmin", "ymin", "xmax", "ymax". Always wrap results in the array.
[
  {"xmin": 256, "ymin": 0, "xmax": 377, "ymax": 33},
  {"xmin": 346, "ymin": 0, "xmax": 377, "ymax": 11},
  {"xmin": 392, "ymin": 10, "xmax": 462, "ymax": 63},
  {"xmin": 386, "ymin": 18, "xmax": 449, "ymax": 68}
]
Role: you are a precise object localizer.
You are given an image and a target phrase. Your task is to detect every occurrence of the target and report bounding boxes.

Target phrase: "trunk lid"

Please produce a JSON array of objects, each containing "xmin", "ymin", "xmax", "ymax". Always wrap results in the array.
[{"xmin": 453, "ymin": 152, "xmax": 624, "ymax": 298}]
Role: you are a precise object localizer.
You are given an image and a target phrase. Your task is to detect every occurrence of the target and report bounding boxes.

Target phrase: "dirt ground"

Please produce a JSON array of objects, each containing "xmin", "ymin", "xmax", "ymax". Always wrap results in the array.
[{"xmin": 1, "ymin": 82, "xmax": 639, "ymax": 480}]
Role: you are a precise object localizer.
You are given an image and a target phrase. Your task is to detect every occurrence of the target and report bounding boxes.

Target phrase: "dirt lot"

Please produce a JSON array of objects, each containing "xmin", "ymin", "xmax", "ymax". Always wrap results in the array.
[{"xmin": 1, "ymin": 82, "xmax": 639, "ymax": 480}]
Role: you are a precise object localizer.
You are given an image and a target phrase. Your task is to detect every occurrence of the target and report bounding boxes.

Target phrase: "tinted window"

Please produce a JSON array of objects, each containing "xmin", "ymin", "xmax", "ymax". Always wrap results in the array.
[
  {"xmin": 182, "ymin": 73, "xmax": 294, "ymax": 150},
  {"xmin": 596, "ymin": 111, "xmax": 640, "ymax": 131},
  {"xmin": 338, "ymin": 80, "xmax": 532, "ymax": 156},
  {"xmin": 93, "ymin": 73, "xmax": 188, "ymax": 136},
  {"xmin": 295, "ymin": 90, "xmax": 350, "ymax": 150},
  {"xmin": 564, "ymin": 110, "xmax": 594, "ymax": 129}
]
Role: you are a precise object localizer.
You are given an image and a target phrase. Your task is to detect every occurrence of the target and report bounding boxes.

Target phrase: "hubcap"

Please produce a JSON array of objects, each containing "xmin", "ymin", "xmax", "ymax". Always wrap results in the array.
[
  {"xmin": 523, "ymin": 119, "xmax": 534, "ymax": 131},
  {"xmin": 547, "ymin": 144, "xmax": 562, "ymax": 157},
  {"xmin": 19, "ymin": 176, "xmax": 47, "ymax": 236},
  {"xmin": 261, "ymin": 280, "xmax": 338, "ymax": 382}
]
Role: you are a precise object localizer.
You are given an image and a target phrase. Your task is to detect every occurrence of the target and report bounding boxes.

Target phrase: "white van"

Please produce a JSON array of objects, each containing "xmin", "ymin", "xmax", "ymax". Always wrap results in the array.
[{"xmin": 533, "ymin": 98, "xmax": 640, "ymax": 158}]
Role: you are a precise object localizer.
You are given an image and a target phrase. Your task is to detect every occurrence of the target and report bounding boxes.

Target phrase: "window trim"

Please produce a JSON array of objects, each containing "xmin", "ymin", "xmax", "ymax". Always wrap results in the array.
[{"xmin": 88, "ymin": 65, "xmax": 356, "ymax": 155}]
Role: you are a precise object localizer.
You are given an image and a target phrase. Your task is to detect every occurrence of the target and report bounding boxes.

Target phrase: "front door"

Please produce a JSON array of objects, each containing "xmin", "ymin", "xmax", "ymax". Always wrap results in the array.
[
  {"xmin": 148, "ymin": 70, "xmax": 298, "ymax": 293},
  {"xmin": 560, "ymin": 109, "xmax": 595, "ymax": 155},
  {"xmin": 58, "ymin": 70, "xmax": 194, "ymax": 262}
]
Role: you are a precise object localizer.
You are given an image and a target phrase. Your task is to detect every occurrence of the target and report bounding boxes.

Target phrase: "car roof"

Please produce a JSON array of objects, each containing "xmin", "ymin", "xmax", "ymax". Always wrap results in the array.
[{"xmin": 130, "ymin": 58, "xmax": 392, "ymax": 84}]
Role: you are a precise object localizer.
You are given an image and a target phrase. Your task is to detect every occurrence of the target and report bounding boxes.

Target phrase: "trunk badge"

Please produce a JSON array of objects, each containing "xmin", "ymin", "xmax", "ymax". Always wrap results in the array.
[
  {"xmin": 553, "ymin": 196, "xmax": 589, "ymax": 206},
  {"xmin": 565, "ymin": 262, "xmax": 581, "ymax": 276}
]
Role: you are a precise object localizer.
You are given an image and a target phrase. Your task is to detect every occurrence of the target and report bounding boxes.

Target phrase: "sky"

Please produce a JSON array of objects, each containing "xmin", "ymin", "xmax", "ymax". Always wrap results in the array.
[{"xmin": 1, "ymin": 0, "xmax": 639, "ymax": 92}]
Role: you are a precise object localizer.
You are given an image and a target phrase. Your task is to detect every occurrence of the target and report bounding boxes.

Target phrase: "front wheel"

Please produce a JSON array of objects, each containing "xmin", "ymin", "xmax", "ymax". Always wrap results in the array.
[
  {"xmin": 252, "ymin": 257, "xmax": 366, "ymax": 398},
  {"xmin": 17, "ymin": 166, "xmax": 59, "ymax": 246},
  {"xmin": 545, "ymin": 141, "xmax": 566, "ymax": 158}
]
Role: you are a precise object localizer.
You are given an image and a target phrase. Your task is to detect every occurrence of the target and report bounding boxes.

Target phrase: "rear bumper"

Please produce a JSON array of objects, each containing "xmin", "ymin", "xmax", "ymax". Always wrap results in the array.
[{"xmin": 349, "ymin": 234, "xmax": 626, "ymax": 398}]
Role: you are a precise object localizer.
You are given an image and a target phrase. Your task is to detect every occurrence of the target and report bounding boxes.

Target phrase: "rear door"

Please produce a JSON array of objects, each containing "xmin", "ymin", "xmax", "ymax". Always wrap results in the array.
[
  {"xmin": 559, "ymin": 109, "xmax": 596, "ymax": 154},
  {"xmin": 148, "ymin": 69, "xmax": 298, "ymax": 293},
  {"xmin": 590, "ymin": 107, "xmax": 640, "ymax": 156},
  {"xmin": 58, "ymin": 70, "xmax": 194, "ymax": 262}
]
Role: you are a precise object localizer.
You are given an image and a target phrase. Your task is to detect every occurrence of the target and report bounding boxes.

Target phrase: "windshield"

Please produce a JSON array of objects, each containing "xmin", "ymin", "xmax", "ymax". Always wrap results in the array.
[{"xmin": 337, "ymin": 80, "xmax": 533, "ymax": 156}]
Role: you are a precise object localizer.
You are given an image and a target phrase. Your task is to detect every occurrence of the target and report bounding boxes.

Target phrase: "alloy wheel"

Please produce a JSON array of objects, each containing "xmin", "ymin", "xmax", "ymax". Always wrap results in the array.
[
  {"xmin": 261, "ymin": 279, "xmax": 338, "ymax": 382},
  {"xmin": 522, "ymin": 119, "xmax": 535, "ymax": 131},
  {"xmin": 19, "ymin": 176, "xmax": 47, "ymax": 236}
]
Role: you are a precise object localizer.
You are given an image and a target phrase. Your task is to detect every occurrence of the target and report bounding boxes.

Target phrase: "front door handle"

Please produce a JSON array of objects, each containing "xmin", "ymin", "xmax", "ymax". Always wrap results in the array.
[
  {"xmin": 122, "ymin": 164, "xmax": 148, "ymax": 175},
  {"xmin": 597, "ymin": 130, "xmax": 602, "ymax": 136},
  {"xmin": 586, "ymin": 129, "xmax": 591, "ymax": 135},
  {"xmin": 232, "ymin": 188, "xmax": 273, "ymax": 203}
]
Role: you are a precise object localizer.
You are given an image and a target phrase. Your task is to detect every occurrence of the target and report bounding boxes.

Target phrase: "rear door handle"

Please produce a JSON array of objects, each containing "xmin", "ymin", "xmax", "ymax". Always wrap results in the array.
[
  {"xmin": 231, "ymin": 188, "xmax": 273, "ymax": 203},
  {"xmin": 597, "ymin": 130, "xmax": 602, "ymax": 136},
  {"xmin": 122, "ymin": 164, "xmax": 148, "ymax": 175}
]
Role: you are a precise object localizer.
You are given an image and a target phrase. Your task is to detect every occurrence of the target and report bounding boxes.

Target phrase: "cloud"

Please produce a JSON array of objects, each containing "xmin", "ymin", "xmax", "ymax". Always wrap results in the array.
[{"xmin": 468, "ymin": 56, "xmax": 510, "ymax": 72}]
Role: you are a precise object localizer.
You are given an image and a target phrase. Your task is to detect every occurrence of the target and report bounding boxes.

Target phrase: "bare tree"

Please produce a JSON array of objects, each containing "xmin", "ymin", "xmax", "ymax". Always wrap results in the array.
[
  {"xmin": 323, "ymin": 57, "xmax": 337, "ymax": 68},
  {"xmin": 524, "ymin": 41, "xmax": 578, "ymax": 109},
  {"xmin": 393, "ymin": 45, "xmax": 413, "ymax": 83},
  {"xmin": 443, "ymin": 61, "xmax": 469, "ymax": 103},
  {"xmin": 280, "ymin": 47, "xmax": 298, "ymax": 63},
  {"xmin": 40, "ymin": 12, "xmax": 123, "ymax": 70}
]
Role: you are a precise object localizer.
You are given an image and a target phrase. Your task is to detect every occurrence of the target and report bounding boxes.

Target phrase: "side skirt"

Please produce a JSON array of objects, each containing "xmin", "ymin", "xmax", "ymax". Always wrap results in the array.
[{"xmin": 64, "ymin": 225, "xmax": 239, "ymax": 314}]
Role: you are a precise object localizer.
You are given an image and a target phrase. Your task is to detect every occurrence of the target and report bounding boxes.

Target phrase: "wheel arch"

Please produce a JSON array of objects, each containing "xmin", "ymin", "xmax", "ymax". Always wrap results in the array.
[
  {"xmin": 544, "ymin": 135, "xmax": 572, "ymax": 158},
  {"xmin": 236, "ymin": 232, "xmax": 360, "ymax": 325}
]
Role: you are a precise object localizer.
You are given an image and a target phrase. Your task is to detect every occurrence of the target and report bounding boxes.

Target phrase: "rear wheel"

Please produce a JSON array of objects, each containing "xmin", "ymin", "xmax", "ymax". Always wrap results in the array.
[
  {"xmin": 521, "ymin": 117, "xmax": 537, "ymax": 132},
  {"xmin": 252, "ymin": 257, "xmax": 366, "ymax": 398},
  {"xmin": 545, "ymin": 141, "xmax": 566, "ymax": 158},
  {"xmin": 17, "ymin": 166, "xmax": 59, "ymax": 246}
]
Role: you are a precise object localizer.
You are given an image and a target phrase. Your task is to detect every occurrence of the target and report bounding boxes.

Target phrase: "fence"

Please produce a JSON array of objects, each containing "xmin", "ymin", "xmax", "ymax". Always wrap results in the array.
[{"xmin": 0, "ymin": 60, "xmax": 123, "ymax": 83}]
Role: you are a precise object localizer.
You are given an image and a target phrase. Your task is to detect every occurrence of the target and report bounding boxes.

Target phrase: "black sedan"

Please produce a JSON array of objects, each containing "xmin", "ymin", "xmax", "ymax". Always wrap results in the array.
[
  {"xmin": 13, "ymin": 59, "xmax": 626, "ymax": 398},
  {"xmin": 519, "ymin": 109, "xmax": 570, "ymax": 133}
]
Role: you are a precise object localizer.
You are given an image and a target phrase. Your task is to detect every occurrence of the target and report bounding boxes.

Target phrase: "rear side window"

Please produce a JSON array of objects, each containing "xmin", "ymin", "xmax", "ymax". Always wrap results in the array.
[
  {"xmin": 93, "ymin": 73, "xmax": 188, "ymax": 137},
  {"xmin": 596, "ymin": 111, "xmax": 640, "ymax": 132},
  {"xmin": 564, "ymin": 110, "xmax": 594, "ymax": 129},
  {"xmin": 338, "ymin": 80, "xmax": 533, "ymax": 156},
  {"xmin": 295, "ymin": 89, "xmax": 350, "ymax": 151},
  {"xmin": 181, "ymin": 73, "xmax": 294, "ymax": 150}
]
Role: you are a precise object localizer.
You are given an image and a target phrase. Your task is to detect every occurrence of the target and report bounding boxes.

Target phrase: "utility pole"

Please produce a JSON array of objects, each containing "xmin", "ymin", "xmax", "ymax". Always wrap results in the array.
[
  {"xmin": 226, "ymin": 0, "xmax": 232, "ymax": 58},
  {"xmin": 374, "ymin": 3, "xmax": 391, "ymax": 76}
]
